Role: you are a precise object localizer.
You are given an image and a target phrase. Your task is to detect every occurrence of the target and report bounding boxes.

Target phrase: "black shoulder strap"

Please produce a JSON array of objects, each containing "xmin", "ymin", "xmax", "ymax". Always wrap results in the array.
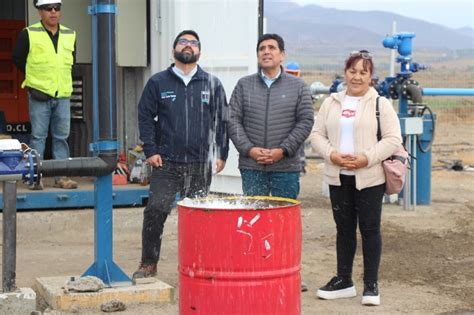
[{"xmin": 376, "ymin": 96, "xmax": 381, "ymax": 141}]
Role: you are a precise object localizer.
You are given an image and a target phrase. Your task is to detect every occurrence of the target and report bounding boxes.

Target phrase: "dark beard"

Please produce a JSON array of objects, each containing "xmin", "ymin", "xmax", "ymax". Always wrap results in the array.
[{"xmin": 174, "ymin": 50, "xmax": 200, "ymax": 64}]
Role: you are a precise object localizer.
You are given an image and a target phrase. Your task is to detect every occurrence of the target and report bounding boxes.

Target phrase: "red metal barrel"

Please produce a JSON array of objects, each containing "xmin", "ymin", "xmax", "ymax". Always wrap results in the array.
[{"xmin": 178, "ymin": 196, "xmax": 301, "ymax": 315}]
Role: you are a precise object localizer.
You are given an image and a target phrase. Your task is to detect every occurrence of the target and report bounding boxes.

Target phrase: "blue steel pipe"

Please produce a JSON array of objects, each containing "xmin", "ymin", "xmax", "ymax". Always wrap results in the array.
[
  {"xmin": 81, "ymin": 0, "xmax": 130, "ymax": 286},
  {"xmin": 91, "ymin": 0, "xmax": 99, "ymax": 143},
  {"xmin": 422, "ymin": 88, "xmax": 474, "ymax": 96},
  {"xmin": 97, "ymin": 0, "xmax": 116, "ymax": 141}
]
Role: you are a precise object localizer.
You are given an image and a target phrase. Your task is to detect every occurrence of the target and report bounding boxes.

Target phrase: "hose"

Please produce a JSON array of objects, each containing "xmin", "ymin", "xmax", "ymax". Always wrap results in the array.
[
  {"xmin": 40, "ymin": 153, "xmax": 117, "ymax": 177},
  {"xmin": 417, "ymin": 105, "xmax": 435, "ymax": 153}
]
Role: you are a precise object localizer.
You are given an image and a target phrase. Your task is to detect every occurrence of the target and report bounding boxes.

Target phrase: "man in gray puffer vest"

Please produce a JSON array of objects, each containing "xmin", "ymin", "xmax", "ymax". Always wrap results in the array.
[{"xmin": 228, "ymin": 33, "xmax": 314, "ymax": 200}]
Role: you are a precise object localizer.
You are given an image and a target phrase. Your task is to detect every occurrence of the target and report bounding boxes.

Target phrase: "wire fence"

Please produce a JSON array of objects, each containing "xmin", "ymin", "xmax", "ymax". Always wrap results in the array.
[
  {"xmin": 291, "ymin": 48, "xmax": 474, "ymax": 165},
  {"xmin": 290, "ymin": 49, "xmax": 474, "ymax": 125}
]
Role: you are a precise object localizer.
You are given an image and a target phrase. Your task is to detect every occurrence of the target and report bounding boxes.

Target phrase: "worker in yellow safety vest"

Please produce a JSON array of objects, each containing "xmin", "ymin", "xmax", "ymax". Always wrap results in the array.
[{"xmin": 13, "ymin": 0, "xmax": 78, "ymax": 190}]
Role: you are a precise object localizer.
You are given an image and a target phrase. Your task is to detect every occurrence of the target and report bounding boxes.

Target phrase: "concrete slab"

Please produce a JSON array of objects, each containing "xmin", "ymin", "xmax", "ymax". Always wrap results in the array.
[
  {"xmin": 34, "ymin": 276, "xmax": 174, "ymax": 312},
  {"xmin": 0, "ymin": 288, "xmax": 36, "ymax": 315}
]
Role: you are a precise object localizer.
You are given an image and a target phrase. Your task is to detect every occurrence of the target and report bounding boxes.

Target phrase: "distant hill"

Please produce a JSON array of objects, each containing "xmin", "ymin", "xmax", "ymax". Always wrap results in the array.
[
  {"xmin": 265, "ymin": 1, "xmax": 474, "ymax": 53},
  {"xmin": 456, "ymin": 27, "xmax": 474, "ymax": 38}
]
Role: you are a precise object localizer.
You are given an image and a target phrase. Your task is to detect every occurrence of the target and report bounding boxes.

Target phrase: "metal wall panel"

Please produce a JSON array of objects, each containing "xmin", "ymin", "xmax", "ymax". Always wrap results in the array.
[
  {"xmin": 0, "ymin": 0, "xmax": 25, "ymax": 20},
  {"xmin": 116, "ymin": 0, "xmax": 147, "ymax": 67}
]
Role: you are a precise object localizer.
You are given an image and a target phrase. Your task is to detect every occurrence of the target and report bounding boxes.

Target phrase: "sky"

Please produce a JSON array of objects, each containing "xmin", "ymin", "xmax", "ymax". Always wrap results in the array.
[{"xmin": 290, "ymin": 0, "xmax": 474, "ymax": 29}]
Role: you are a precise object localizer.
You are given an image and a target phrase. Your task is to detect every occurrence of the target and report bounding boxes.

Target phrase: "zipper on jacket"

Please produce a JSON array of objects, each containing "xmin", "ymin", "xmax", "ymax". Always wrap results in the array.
[
  {"xmin": 184, "ymin": 85, "xmax": 188, "ymax": 163},
  {"xmin": 263, "ymin": 88, "xmax": 271, "ymax": 148}
]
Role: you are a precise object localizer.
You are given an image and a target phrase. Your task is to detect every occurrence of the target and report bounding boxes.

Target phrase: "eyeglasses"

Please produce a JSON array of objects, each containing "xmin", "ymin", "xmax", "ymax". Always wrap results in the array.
[
  {"xmin": 350, "ymin": 50, "xmax": 372, "ymax": 59},
  {"xmin": 39, "ymin": 4, "xmax": 61, "ymax": 12},
  {"xmin": 177, "ymin": 38, "xmax": 200, "ymax": 47}
]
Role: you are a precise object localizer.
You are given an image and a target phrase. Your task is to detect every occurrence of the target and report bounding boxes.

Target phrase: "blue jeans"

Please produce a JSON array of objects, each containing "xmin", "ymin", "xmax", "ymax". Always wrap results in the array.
[
  {"xmin": 240, "ymin": 169, "xmax": 300, "ymax": 199},
  {"xmin": 28, "ymin": 95, "xmax": 71, "ymax": 160}
]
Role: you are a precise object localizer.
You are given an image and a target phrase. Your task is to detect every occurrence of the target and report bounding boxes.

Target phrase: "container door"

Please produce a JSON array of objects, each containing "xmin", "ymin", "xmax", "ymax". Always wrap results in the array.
[{"xmin": 0, "ymin": 20, "xmax": 29, "ymax": 134}]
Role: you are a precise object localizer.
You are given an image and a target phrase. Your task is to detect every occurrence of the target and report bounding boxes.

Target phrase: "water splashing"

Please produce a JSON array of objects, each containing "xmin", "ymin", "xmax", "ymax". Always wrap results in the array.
[{"xmin": 179, "ymin": 196, "xmax": 298, "ymax": 210}]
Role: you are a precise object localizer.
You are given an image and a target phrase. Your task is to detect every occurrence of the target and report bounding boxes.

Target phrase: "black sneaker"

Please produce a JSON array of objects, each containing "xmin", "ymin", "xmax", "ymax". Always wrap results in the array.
[
  {"xmin": 316, "ymin": 276, "xmax": 356, "ymax": 300},
  {"xmin": 362, "ymin": 281, "xmax": 380, "ymax": 306}
]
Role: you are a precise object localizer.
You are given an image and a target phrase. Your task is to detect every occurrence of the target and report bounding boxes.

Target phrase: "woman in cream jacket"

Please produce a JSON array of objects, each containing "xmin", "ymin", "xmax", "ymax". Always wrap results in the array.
[{"xmin": 310, "ymin": 50, "xmax": 401, "ymax": 306}]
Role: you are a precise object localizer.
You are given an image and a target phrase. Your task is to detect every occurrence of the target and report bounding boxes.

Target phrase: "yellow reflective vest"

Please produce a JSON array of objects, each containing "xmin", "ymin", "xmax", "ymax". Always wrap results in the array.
[{"xmin": 22, "ymin": 22, "xmax": 76, "ymax": 98}]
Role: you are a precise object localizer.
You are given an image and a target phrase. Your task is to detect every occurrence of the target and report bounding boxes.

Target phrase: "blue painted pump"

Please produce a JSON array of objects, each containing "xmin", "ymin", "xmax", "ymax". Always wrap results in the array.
[
  {"xmin": 0, "ymin": 141, "xmax": 39, "ymax": 184},
  {"xmin": 0, "ymin": 150, "xmax": 30, "ymax": 180},
  {"xmin": 378, "ymin": 32, "xmax": 473, "ymax": 205},
  {"xmin": 320, "ymin": 32, "xmax": 474, "ymax": 205},
  {"xmin": 380, "ymin": 32, "xmax": 435, "ymax": 205}
]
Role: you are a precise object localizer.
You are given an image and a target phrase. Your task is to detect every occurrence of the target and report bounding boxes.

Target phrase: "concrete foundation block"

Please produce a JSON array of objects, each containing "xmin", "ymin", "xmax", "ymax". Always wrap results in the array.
[
  {"xmin": 0, "ymin": 287, "xmax": 36, "ymax": 315},
  {"xmin": 34, "ymin": 276, "xmax": 174, "ymax": 312}
]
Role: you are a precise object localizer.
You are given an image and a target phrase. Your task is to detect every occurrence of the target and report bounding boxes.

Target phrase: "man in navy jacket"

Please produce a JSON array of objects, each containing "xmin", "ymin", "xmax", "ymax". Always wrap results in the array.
[{"xmin": 134, "ymin": 30, "xmax": 229, "ymax": 279}]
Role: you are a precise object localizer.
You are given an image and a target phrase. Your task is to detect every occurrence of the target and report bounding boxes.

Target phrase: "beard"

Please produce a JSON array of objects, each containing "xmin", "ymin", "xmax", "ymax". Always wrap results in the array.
[{"xmin": 174, "ymin": 50, "xmax": 200, "ymax": 64}]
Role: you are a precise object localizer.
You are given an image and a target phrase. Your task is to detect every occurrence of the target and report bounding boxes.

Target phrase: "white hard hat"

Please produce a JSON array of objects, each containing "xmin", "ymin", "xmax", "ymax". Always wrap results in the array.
[{"xmin": 36, "ymin": 0, "xmax": 61, "ymax": 7}]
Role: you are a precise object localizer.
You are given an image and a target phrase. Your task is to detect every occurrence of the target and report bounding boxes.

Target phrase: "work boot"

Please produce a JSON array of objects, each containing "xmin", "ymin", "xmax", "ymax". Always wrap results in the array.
[
  {"xmin": 301, "ymin": 281, "xmax": 308, "ymax": 292},
  {"xmin": 132, "ymin": 262, "xmax": 157, "ymax": 280},
  {"xmin": 54, "ymin": 177, "xmax": 78, "ymax": 189},
  {"xmin": 28, "ymin": 181, "xmax": 44, "ymax": 190}
]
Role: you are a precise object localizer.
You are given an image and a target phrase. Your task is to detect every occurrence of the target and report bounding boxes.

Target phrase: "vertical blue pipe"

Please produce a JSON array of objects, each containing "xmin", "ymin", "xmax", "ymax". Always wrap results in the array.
[
  {"xmin": 91, "ymin": 0, "xmax": 99, "ymax": 144},
  {"xmin": 84, "ymin": 0, "xmax": 130, "ymax": 286},
  {"xmin": 95, "ymin": 175, "xmax": 113, "ymax": 263},
  {"xmin": 107, "ymin": 9, "xmax": 114, "ymax": 139},
  {"xmin": 96, "ymin": 1, "xmax": 116, "ymax": 140},
  {"xmin": 83, "ymin": 175, "xmax": 113, "ymax": 282}
]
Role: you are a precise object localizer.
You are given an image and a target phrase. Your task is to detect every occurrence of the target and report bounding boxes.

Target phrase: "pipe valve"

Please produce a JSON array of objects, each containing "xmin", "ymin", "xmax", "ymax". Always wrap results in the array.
[{"xmin": 0, "ymin": 139, "xmax": 40, "ymax": 184}]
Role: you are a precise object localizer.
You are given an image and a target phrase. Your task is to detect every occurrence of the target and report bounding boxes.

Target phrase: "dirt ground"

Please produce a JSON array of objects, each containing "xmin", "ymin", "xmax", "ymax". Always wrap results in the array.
[{"xmin": 2, "ymin": 121, "xmax": 473, "ymax": 314}]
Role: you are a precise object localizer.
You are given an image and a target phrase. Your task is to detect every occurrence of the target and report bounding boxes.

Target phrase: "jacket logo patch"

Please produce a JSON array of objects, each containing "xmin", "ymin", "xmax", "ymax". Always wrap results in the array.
[
  {"xmin": 201, "ymin": 90, "xmax": 210, "ymax": 105},
  {"xmin": 161, "ymin": 91, "xmax": 176, "ymax": 102}
]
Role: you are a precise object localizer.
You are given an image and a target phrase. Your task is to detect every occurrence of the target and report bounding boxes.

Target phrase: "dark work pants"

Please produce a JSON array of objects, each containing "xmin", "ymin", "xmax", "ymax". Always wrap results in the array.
[
  {"xmin": 329, "ymin": 175, "xmax": 384, "ymax": 282},
  {"xmin": 141, "ymin": 161, "xmax": 211, "ymax": 264}
]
